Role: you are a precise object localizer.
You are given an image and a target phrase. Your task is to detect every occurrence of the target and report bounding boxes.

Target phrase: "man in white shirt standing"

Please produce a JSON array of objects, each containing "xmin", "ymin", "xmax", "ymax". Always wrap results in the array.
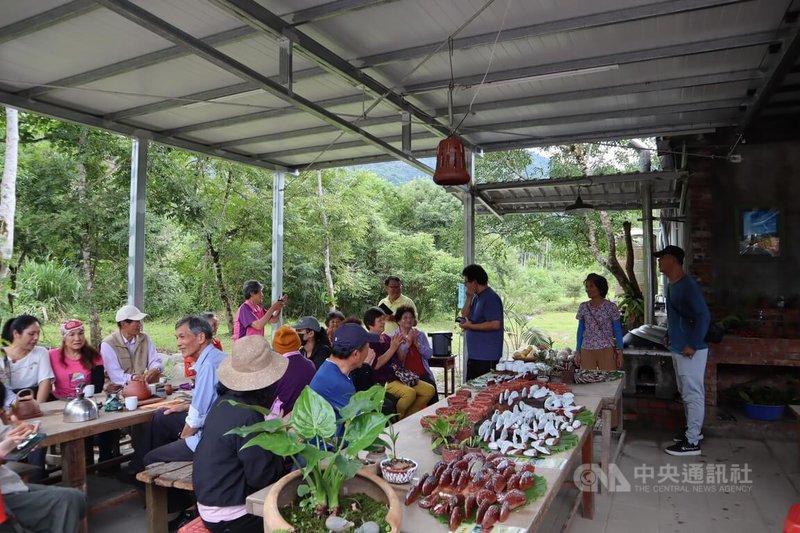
[{"xmin": 100, "ymin": 305, "xmax": 163, "ymax": 386}]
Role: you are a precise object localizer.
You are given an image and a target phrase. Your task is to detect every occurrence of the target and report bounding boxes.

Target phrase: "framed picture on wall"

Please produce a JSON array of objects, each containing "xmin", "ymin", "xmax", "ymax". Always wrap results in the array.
[{"xmin": 739, "ymin": 208, "xmax": 780, "ymax": 257}]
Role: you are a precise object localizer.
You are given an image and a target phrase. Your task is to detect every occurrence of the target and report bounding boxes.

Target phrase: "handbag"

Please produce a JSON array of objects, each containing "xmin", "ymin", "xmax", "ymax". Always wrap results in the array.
[{"xmin": 392, "ymin": 364, "xmax": 419, "ymax": 387}]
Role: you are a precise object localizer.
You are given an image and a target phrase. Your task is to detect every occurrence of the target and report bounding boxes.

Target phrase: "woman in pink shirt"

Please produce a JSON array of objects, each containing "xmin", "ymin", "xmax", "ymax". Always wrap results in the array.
[
  {"xmin": 232, "ymin": 280, "xmax": 286, "ymax": 340},
  {"xmin": 48, "ymin": 319, "xmax": 104, "ymax": 400}
]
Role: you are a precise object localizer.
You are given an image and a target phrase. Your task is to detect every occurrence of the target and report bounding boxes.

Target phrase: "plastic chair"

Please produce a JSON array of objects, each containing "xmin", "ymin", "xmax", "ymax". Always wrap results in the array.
[{"xmin": 785, "ymin": 503, "xmax": 800, "ymax": 533}]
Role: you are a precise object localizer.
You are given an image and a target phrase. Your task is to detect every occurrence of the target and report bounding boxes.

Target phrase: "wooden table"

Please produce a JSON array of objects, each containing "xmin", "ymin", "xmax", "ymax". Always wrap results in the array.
[
  {"xmin": 571, "ymin": 379, "xmax": 625, "ymax": 482},
  {"xmin": 428, "ymin": 356, "xmax": 456, "ymax": 397},
  {"xmin": 247, "ymin": 386, "xmax": 608, "ymax": 531},
  {"xmin": 36, "ymin": 395, "xmax": 180, "ymax": 531}
]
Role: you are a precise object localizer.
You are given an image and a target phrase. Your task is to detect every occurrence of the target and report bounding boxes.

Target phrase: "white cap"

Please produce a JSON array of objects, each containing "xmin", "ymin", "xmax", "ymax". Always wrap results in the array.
[{"xmin": 115, "ymin": 304, "xmax": 147, "ymax": 322}]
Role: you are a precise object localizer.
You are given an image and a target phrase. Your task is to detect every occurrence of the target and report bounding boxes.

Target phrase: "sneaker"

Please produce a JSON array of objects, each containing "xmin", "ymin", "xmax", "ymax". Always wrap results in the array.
[
  {"xmin": 665, "ymin": 439, "xmax": 701, "ymax": 456},
  {"xmin": 672, "ymin": 427, "xmax": 704, "ymax": 442},
  {"xmin": 168, "ymin": 509, "xmax": 197, "ymax": 532}
]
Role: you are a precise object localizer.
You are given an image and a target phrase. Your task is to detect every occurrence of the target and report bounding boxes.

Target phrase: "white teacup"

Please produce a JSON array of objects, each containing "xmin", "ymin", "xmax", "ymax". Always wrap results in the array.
[
  {"xmin": 148, "ymin": 384, "xmax": 157, "ymax": 396},
  {"xmin": 82, "ymin": 384, "xmax": 95, "ymax": 398},
  {"xmin": 124, "ymin": 396, "xmax": 139, "ymax": 411}
]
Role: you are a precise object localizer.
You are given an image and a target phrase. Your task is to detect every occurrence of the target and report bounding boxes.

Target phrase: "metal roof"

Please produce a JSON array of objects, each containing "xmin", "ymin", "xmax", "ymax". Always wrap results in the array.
[{"xmin": 1, "ymin": 0, "xmax": 800, "ymax": 177}]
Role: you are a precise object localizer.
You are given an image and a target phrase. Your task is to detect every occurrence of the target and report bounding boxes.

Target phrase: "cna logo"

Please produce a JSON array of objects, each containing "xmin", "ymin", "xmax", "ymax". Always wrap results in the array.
[{"xmin": 573, "ymin": 464, "xmax": 631, "ymax": 493}]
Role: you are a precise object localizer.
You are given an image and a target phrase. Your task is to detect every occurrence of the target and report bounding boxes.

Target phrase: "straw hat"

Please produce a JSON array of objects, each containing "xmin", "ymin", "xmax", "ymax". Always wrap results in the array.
[{"xmin": 217, "ymin": 336, "xmax": 289, "ymax": 391}]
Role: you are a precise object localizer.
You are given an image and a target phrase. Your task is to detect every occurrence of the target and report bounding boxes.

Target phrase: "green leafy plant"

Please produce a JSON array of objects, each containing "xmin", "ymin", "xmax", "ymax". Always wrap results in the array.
[
  {"xmin": 618, "ymin": 294, "xmax": 644, "ymax": 330},
  {"xmin": 738, "ymin": 385, "xmax": 790, "ymax": 406},
  {"xmin": 424, "ymin": 415, "xmax": 459, "ymax": 451},
  {"xmin": 227, "ymin": 384, "xmax": 391, "ymax": 517},
  {"xmin": 460, "ymin": 434, "xmax": 482, "ymax": 448},
  {"xmin": 381, "ymin": 423, "xmax": 401, "ymax": 463}
]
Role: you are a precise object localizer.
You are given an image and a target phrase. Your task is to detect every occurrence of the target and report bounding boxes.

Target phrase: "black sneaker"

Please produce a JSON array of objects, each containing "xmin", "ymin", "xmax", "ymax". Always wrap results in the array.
[
  {"xmin": 672, "ymin": 427, "xmax": 704, "ymax": 442},
  {"xmin": 168, "ymin": 509, "xmax": 197, "ymax": 533},
  {"xmin": 665, "ymin": 439, "xmax": 701, "ymax": 456}
]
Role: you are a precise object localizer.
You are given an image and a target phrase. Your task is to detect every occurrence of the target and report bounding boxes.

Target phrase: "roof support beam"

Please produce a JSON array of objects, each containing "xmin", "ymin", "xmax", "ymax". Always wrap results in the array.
[
  {"xmin": 476, "ymin": 171, "xmax": 687, "ymax": 193},
  {"xmin": 434, "ymin": 70, "xmax": 760, "ymax": 117},
  {"xmin": 357, "ymin": 0, "xmax": 752, "ymax": 67},
  {"xmin": 461, "ymin": 98, "xmax": 742, "ymax": 133},
  {"xmin": 489, "ymin": 201, "xmax": 680, "ymax": 214},
  {"xmin": 257, "ymin": 131, "xmax": 432, "ymax": 159},
  {"xmin": 96, "ymin": 0, "xmax": 434, "ymax": 175},
  {"xmin": 738, "ymin": 15, "xmax": 800, "ymax": 130},
  {"xmin": 404, "ymin": 31, "xmax": 779, "ymax": 94},
  {"xmin": 207, "ymin": 0, "xmax": 465, "ymax": 146},
  {"xmin": 17, "ymin": 26, "xmax": 257, "ymax": 100},
  {"xmin": 287, "ymin": 0, "xmax": 398, "ymax": 25},
  {"xmin": 489, "ymin": 192, "xmax": 678, "ymax": 206},
  {"xmin": 0, "ymin": 89, "xmax": 289, "ymax": 171},
  {"xmin": 0, "ymin": 0, "xmax": 98, "ymax": 45}
]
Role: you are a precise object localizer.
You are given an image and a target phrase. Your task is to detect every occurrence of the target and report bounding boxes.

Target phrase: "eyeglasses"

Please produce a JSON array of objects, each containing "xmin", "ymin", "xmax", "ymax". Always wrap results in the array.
[{"xmin": 387, "ymin": 285, "xmax": 401, "ymax": 289}]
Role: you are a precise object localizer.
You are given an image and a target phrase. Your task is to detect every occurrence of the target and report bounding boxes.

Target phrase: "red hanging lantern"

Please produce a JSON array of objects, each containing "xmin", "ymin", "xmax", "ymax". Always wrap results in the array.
[{"xmin": 433, "ymin": 135, "xmax": 471, "ymax": 186}]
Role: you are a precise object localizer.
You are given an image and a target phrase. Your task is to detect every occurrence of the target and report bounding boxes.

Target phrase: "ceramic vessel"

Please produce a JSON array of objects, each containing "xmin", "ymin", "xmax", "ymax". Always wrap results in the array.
[
  {"xmin": 122, "ymin": 376, "xmax": 152, "ymax": 400},
  {"xmin": 12, "ymin": 389, "xmax": 42, "ymax": 420},
  {"xmin": 379, "ymin": 458, "xmax": 418, "ymax": 484},
  {"xmin": 263, "ymin": 470, "xmax": 401, "ymax": 533}
]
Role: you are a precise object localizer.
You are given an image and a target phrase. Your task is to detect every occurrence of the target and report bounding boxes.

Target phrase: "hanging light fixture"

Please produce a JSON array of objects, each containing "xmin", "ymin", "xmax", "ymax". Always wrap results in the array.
[
  {"xmin": 564, "ymin": 186, "xmax": 594, "ymax": 215},
  {"xmin": 433, "ymin": 37, "xmax": 471, "ymax": 186}
]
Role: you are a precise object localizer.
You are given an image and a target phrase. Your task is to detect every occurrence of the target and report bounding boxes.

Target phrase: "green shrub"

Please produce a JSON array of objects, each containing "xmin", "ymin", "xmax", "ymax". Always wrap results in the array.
[{"xmin": 15, "ymin": 258, "xmax": 83, "ymax": 318}]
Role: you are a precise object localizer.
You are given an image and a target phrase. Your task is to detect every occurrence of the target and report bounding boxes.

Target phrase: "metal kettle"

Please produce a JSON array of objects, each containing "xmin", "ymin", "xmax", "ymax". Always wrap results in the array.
[{"xmin": 63, "ymin": 387, "xmax": 99, "ymax": 423}]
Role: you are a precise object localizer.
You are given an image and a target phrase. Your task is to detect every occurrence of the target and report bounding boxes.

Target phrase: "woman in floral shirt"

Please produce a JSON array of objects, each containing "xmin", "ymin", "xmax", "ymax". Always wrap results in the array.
[{"xmin": 575, "ymin": 273, "xmax": 624, "ymax": 370}]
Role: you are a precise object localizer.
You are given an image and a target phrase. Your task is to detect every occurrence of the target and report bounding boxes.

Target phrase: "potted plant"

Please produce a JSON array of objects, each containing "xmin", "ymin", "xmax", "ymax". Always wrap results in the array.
[
  {"xmin": 228, "ymin": 385, "xmax": 402, "ymax": 532},
  {"xmin": 738, "ymin": 385, "xmax": 788, "ymax": 421},
  {"xmin": 460, "ymin": 434, "xmax": 483, "ymax": 454},
  {"xmin": 424, "ymin": 414, "xmax": 463, "ymax": 461},
  {"xmin": 378, "ymin": 423, "xmax": 418, "ymax": 484}
]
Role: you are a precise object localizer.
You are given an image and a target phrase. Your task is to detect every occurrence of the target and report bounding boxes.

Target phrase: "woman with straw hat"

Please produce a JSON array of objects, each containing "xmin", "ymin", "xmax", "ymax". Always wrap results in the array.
[{"xmin": 193, "ymin": 336, "xmax": 290, "ymax": 532}]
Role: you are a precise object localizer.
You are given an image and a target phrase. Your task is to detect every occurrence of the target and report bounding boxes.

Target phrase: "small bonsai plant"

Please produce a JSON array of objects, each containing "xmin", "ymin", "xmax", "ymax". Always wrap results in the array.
[
  {"xmin": 378, "ymin": 423, "xmax": 418, "ymax": 484},
  {"xmin": 227, "ymin": 384, "xmax": 391, "ymax": 517},
  {"xmin": 425, "ymin": 414, "xmax": 458, "ymax": 451}
]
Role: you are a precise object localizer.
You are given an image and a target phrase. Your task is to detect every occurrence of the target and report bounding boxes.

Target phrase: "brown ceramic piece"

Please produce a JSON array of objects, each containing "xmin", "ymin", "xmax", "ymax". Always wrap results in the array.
[
  {"xmin": 122, "ymin": 376, "xmax": 152, "ymax": 400},
  {"xmin": 12, "ymin": 388, "xmax": 43, "ymax": 420}
]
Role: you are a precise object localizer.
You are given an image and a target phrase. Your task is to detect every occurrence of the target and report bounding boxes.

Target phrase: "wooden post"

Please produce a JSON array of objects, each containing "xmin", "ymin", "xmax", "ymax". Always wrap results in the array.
[
  {"xmin": 145, "ymin": 485, "xmax": 169, "ymax": 533},
  {"xmin": 62, "ymin": 439, "xmax": 88, "ymax": 532},
  {"xmin": 581, "ymin": 429, "xmax": 595, "ymax": 519}
]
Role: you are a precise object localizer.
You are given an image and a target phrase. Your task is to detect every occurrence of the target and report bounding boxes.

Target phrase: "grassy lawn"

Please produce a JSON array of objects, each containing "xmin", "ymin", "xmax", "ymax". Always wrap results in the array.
[{"xmin": 528, "ymin": 311, "xmax": 577, "ymax": 350}]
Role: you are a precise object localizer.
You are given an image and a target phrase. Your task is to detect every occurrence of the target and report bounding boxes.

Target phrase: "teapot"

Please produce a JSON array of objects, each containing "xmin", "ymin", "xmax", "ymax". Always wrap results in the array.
[
  {"xmin": 63, "ymin": 387, "xmax": 99, "ymax": 423},
  {"xmin": 12, "ymin": 388, "xmax": 43, "ymax": 420},
  {"xmin": 122, "ymin": 375, "xmax": 152, "ymax": 401}
]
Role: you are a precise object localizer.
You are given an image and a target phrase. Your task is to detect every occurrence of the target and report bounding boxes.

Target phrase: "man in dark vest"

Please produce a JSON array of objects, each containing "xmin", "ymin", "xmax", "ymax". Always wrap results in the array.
[{"xmin": 100, "ymin": 304, "xmax": 163, "ymax": 386}]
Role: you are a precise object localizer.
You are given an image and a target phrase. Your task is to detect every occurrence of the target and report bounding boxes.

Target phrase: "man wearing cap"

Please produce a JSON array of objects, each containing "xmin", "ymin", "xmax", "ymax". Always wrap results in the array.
[
  {"xmin": 655, "ymin": 245, "xmax": 710, "ymax": 457},
  {"xmin": 100, "ymin": 305, "xmax": 163, "ymax": 386},
  {"xmin": 378, "ymin": 276, "xmax": 418, "ymax": 334},
  {"xmin": 270, "ymin": 325, "xmax": 316, "ymax": 416},
  {"xmin": 310, "ymin": 323, "xmax": 379, "ymax": 414},
  {"xmin": 194, "ymin": 336, "xmax": 289, "ymax": 531}
]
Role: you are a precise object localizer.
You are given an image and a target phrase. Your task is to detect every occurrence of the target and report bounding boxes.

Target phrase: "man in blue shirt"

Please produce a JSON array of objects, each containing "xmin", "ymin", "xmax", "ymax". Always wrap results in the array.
[
  {"xmin": 656, "ymin": 245, "xmax": 710, "ymax": 457},
  {"xmin": 459, "ymin": 264, "xmax": 505, "ymax": 380},
  {"xmin": 135, "ymin": 316, "xmax": 227, "ymax": 469},
  {"xmin": 310, "ymin": 323, "xmax": 378, "ymax": 414}
]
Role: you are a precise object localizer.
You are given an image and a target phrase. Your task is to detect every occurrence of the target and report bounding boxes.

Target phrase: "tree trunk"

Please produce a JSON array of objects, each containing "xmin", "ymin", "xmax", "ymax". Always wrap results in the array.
[
  {"xmin": 76, "ymin": 127, "xmax": 102, "ymax": 346},
  {"xmin": 0, "ymin": 107, "xmax": 19, "ymax": 280},
  {"xmin": 206, "ymin": 233, "xmax": 234, "ymax": 335},
  {"xmin": 7, "ymin": 251, "xmax": 26, "ymax": 311},
  {"xmin": 317, "ymin": 171, "xmax": 336, "ymax": 311},
  {"xmin": 623, "ymin": 221, "xmax": 642, "ymax": 298}
]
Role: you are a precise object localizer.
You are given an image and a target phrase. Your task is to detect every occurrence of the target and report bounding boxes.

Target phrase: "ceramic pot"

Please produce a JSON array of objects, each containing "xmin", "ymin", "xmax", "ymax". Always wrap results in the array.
[
  {"xmin": 122, "ymin": 376, "xmax": 152, "ymax": 400},
  {"xmin": 441, "ymin": 447, "xmax": 464, "ymax": 462},
  {"xmin": 379, "ymin": 457, "xmax": 418, "ymax": 484},
  {"xmin": 12, "ymin": 389, "xmax": 42, "ymax": 420},
  {"xmin": 263, "ymin": 470, "xmax": 402, "ymax": 533}
]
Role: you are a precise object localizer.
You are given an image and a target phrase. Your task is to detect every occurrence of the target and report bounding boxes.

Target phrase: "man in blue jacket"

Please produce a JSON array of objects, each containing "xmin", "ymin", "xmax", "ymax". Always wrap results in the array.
[{"xmin": 656, "ymin": 246, "xmax": 710, "ymax": 456}]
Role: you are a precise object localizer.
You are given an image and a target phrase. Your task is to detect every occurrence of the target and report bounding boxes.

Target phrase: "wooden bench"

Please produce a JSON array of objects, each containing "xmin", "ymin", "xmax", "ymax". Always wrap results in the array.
[{"xmin": 136, "ymin": 461, "xmax": 194, "ymax": 533}]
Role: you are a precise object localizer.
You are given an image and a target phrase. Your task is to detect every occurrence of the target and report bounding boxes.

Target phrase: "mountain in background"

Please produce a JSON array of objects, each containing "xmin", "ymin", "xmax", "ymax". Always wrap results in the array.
[{"xmin": 351, "ymin": 152, "xmax": 550, "ymax": 185}]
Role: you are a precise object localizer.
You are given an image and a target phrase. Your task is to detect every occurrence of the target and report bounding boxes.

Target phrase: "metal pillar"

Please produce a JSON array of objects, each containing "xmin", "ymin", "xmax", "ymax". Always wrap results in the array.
[
  {"xmin": 127, "ymin": 138, "xmax": 147, "ymax": 310},
  {"xmin": 271, "ymin": 171, "xmax": 286, "ymax": 337},
  {"xmin": 278, "ymin": 36, "xmax": 292, "ymax": 93},
  {"xmin": 642, "ymin": 184, "xmax": 654, "ymax": 325},
  {"xmin": 463, "ymin": 150, "xmax": 475, "ymax": 266}
]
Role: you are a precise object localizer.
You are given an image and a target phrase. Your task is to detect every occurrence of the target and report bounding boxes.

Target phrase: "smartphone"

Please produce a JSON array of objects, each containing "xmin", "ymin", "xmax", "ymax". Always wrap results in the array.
[
  {"xmin": 5, "ymin": 431, "xmax": 46, "ymax": 461},
  {"xmin": 455, "ymin": 317, "xmax": 466, "ymax": 324},
  {"xmin": 378, "ymin": 303, "xmax": 393, "ymax": 315}
]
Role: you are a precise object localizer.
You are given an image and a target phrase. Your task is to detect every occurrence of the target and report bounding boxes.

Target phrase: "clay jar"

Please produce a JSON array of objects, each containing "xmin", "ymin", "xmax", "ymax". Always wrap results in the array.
[
  {"xmin": 122, "ymin": 376, "xmax": 152, "ymax": 400},
  {"xmin": 12, "ymin": 388, "xmax": 43, "ymax": 420}
]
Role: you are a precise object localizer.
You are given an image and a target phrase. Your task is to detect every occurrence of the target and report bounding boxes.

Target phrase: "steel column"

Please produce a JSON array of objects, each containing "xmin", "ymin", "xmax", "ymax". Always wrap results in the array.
[
  {"xmin": 642, "ymin": 184, "xmax": 655, "ymax": 325},
  {"xmin": 127, "ymin": 138, "xmax": 147, "ymax": 310},
  {"xmin": 271, "ymin": 171, "xmax": 286, "ymax": 337}
]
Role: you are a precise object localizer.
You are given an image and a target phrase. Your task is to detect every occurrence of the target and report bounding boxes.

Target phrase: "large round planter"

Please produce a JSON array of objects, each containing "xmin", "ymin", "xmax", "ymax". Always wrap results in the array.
[
  {"xmin": 263, "ymin": 469, "xmax": 402, "ymax": 533},
  {"xmin": 743, "ymin": 402, "xmax": 785, "ymax": 421}
]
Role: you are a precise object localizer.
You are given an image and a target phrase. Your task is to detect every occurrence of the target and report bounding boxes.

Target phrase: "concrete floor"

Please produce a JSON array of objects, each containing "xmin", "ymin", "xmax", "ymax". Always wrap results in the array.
[{"xmin": 86, "ymin": 428, "xmax": 800, "ymax": 532}]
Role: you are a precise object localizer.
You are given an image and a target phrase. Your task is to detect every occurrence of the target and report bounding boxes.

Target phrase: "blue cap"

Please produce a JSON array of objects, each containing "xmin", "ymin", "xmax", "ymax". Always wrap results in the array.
[{"xmin": 332, "ymin": 323, "xmax": 380, "ymax": 352}]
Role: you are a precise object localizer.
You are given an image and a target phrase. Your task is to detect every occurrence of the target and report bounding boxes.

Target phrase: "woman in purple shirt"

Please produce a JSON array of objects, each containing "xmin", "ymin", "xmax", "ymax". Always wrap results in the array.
[
  {"xmin": 232, "ymin": 280, "xmax": 285, "ymax": 340},
  {"xmin": 365, "ymin": 307, "xmax": 434, "ymax": 419}
]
